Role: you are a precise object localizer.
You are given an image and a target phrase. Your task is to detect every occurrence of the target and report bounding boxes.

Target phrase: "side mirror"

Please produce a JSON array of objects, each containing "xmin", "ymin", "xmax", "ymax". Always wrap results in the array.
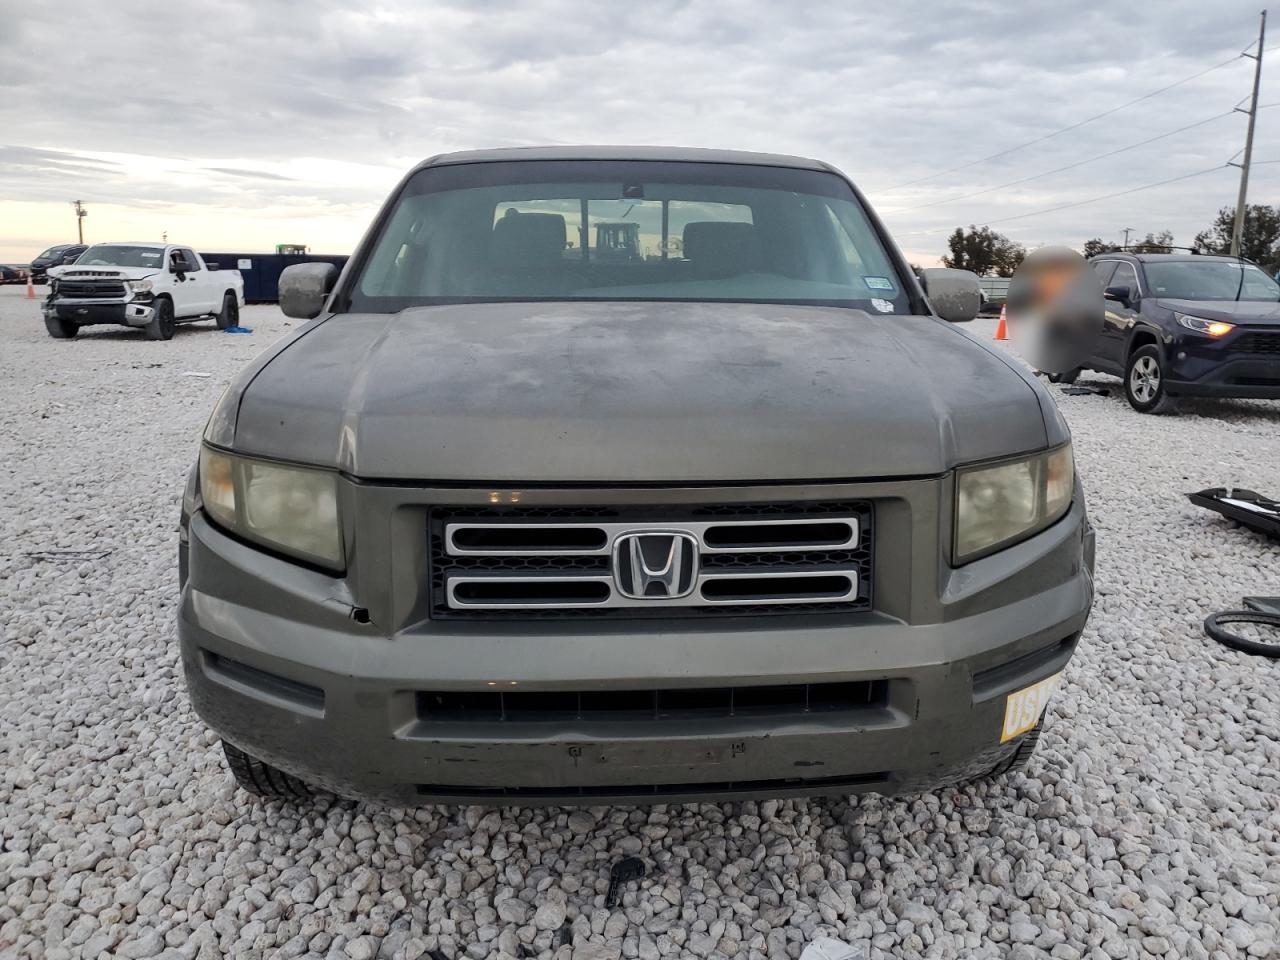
[
  {"xmin": 918, "ymin": 267, "xmax": 981, "ymax": 323},
  {"xmin": 1103, "ymin": 285, "xmax": 1132, "ymax": 305},
  {"xmin": 169, "ymin": 259, "xmax": 193, "ymax": 274},
  {"xmin": 279, "ymin": 262, "xmax": 339, "ymax": 319}
]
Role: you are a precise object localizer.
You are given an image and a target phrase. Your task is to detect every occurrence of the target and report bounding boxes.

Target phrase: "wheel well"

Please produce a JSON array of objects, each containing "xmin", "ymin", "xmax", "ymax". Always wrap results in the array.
[{"xmin": 1127, "ymin": 329, "xmax": 1158, "ymax": 358}]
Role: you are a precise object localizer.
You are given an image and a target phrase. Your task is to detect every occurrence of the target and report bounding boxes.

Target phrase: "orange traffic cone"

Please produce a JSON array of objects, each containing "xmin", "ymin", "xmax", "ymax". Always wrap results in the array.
[
  {"xmin": 25, "ymin": 273, "xmax": 36, "ymax": 299},
  {"xmin": 994, "ymin": 304, "xmax": 1008, "ymax": 340}
]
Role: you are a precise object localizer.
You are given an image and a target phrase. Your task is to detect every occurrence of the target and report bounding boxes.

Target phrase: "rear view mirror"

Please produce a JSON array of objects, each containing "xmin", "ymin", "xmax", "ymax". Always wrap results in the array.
[
  {"xmin": 279, "ymin": 262, "xmax": 339, "ymax": 319},
  {"xmin": 1103, "ymin": 285, "xmax": 1132, "ymax": 305},
  {"xmin": 919, "ymin": 268, "xmax": 981, "ymax": 323},
  {"xmin": 169, "ymin": 259, "xmax": 193, "ymax": 274}
]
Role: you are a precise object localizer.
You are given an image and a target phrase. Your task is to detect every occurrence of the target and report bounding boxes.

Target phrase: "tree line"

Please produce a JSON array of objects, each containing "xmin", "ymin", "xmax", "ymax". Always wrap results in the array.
[{"xmin": 938, "ymin": 204, "xmax": 1280, "ymax": 277}]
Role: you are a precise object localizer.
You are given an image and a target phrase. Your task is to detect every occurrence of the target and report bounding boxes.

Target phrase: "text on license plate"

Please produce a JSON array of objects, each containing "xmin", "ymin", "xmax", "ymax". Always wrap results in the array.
[{"xmin": 1001, "ymin": 671, "xmax": 1064, "ymax": 742}]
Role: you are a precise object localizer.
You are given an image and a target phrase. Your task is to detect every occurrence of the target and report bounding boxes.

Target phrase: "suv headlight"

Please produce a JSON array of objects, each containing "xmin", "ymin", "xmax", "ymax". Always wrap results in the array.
[
  {"xmin": 1175, "ymin": 313, "xmax": 1233, "ymax": 337},
  {"xmin": 198, "ymin": 446, "xmax": 343, "ymax": 569},
  {"xmin": 128, "ymin": 279, "xmax": 154, "ymax": 295},
  {"xmin": 954, "ymin": 443, "xmax": 1074, "ymax": 563}
]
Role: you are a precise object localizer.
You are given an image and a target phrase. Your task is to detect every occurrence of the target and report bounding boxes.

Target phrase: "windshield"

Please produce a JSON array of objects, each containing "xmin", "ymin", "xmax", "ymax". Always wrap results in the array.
[
  {"xmin": 36, "ymin": 246, "xmax": 67, "ymax": 260},
  {"xmin": 349, "ymin": 160, "xmax": 910, "ymax": 313},
  {"xmin": 75, "ymin": 245, "xmax": 166, "ymax": 269},
  {"xmin": 1144, "ymin": 260, "xmax": 1280, "ymax": 302}
]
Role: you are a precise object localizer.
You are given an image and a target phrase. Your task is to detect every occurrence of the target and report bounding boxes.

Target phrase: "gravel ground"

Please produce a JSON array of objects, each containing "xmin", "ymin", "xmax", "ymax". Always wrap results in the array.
[{"xmin": 1, "ymin": 284, "xmax": 1278, "ymax": 960}]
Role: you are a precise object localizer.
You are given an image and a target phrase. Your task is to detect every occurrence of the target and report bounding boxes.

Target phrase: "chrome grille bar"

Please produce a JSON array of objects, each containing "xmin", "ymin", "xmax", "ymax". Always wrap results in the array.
[{"xmin": 445, "ymin": 517, "xmax": 859, "ymax": 556}]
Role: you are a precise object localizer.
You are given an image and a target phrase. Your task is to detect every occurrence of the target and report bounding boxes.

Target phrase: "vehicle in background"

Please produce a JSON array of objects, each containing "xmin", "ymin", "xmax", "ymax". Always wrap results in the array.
[
  {"xmin": 178, "ymin": 146, "xmax": 1092, "ymax": 806},
  {"xmin": 42, "ymin": 242, "xmax": 244, "ymax": 341},
  {"xmin": 0, "ymin": 264, "xmax": 30, "ymax": 284},
  {"xmin": 28, "ymin": 243, "xmax": 87, "ymax": 283},
  {"xmin": 1067, "ymin": 253, "xmax": 1280, "ymax": 412},
  {"xmin": 978, "ymin": 276, "xmax": 1011, "ymax": 315}
]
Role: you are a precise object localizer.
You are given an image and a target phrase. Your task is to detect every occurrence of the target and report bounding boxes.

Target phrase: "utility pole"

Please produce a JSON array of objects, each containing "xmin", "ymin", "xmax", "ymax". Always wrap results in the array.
[
  {"xmin": 71, "ymin": 200, "xmax": 87, "ymax": 244},
  {"xmin": 1231, "ymin": 10, "xmax": 1267, "ymax": 257},
  {"xmin": 1121, "ymin": 227, "xmax": 1134, "ymax": 249}
]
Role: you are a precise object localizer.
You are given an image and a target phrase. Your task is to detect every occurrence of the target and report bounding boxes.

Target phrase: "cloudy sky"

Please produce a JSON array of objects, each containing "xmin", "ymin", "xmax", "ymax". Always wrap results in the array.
[{"xmin": 1, "ymin": 0, "xmax": 1277, "ymax": 265}]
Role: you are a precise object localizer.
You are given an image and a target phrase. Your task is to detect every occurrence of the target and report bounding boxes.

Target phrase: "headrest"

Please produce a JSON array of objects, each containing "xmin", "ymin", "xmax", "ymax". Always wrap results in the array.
[
  {"xmin": 492, "ymin": 211, "xmax": 567, "ymax": 271},
  {"xmin": 682, "ymin": 221, "xmax": 760, "ymax": 275}
]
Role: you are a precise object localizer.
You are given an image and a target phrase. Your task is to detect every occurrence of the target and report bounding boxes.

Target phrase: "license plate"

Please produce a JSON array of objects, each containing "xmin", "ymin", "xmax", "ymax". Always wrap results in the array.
[{"xmin": 1001, "ymin": 671, "xmax": 1063, "ymax": 742}]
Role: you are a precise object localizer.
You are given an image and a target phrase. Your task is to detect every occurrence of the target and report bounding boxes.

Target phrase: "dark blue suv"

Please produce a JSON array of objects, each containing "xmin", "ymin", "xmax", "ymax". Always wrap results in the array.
[{"xmin": 1068, "ymin": 253, "xmax": 1280, "ymax": 413}]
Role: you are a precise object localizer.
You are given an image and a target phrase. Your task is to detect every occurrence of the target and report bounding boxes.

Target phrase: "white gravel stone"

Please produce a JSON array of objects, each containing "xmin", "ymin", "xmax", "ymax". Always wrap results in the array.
[{"xmin": 1, "ymin": 296, "xmax": 1278, "ymax": 960}]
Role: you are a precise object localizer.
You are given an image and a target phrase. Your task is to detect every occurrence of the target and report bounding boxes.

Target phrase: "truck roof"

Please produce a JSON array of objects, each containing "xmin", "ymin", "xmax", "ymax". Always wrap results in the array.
[{"xmin": 416, "ymin": 145, "xmax": 838, "ymax": 174}]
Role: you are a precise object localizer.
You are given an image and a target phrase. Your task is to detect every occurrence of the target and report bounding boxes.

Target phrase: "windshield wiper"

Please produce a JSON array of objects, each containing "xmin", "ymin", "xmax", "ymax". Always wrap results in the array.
[{"xmin": 1235, "ymin": 267, "xmax": 1246, "ymax": 301}]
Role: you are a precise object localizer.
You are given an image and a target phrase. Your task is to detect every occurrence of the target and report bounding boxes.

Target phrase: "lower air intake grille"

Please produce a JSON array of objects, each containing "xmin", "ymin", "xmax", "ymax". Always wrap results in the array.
[
  {"xmin": 1239, "ymin": 331, "xmax": 1280, "ymax": 355},
  {"xmin": 428, "ymin": 500, "xmax": 873, "ymax": 619},
  {"xmin": 417, "ymin": 679, "xmax": 888, "ymax": 722}
]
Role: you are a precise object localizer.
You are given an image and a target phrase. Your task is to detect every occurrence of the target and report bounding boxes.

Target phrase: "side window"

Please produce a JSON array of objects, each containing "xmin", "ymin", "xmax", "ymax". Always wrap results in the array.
[
  {"xmin": 180, "ymin": 248, "xmax": 201, "ymax": 271},
  {"xmin": 1109, "ymin": 262, "xmax": 1137, "ymax": 295},
  {"xmin": 1091, "ymin": 260, "xmax": 1117, "ymax": 289}
]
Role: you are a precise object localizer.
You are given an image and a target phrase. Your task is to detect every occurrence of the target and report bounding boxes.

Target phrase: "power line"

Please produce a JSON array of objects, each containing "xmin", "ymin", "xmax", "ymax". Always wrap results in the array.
[
  {"xmin": 881, "ymin": 110, "xmax": 1236, "ymax": 213},
  {"xmin": 883, "ymin": 52, "xmax": 1245, "ymax": 191},
  {"xmin": 983, "ymin": 165, "xmax": 1228, "ymax": 226},
  {"xmin": 894, "ymin": 165, "xmax": 1229, "ymax": 238}
]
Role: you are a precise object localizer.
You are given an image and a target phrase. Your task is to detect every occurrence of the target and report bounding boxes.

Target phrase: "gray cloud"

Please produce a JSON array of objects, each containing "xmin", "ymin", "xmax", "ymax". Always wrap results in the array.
[{"xmin": 0, "ymin": 0, "xmax": 1275, "ymax": 257}]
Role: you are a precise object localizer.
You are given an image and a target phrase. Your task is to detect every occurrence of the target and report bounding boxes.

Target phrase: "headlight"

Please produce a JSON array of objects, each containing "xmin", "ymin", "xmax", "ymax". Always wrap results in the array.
[
  {"xmin": 128, "ymin": 279, "xmax": 153, "ymax": 295},
  {"xmin": 1175, "ymin": 313, "xmax": 1233, "ymax": 337},
  {"xmin": 955, "ymin": 443, "xmax": 1074, "ymax": 563},
  {"xmin": 198, "ymin": 446, "xmax": 343, "ymax": 569}
]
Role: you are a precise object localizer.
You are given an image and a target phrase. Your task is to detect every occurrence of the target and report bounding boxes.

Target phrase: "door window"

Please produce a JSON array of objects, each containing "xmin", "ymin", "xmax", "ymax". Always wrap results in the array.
[
  {"xmin": 1108, "ymin": 262, "xmax": 1138, "ymax": 296},
  {"xmin": 1091, "ymin": 260, "xmax": 1117, "ymax": 289}
]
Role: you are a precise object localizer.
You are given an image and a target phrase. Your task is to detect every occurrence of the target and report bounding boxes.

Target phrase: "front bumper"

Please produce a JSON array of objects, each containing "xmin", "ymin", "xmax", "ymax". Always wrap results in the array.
[
  {"xmin": 178, "ymin": 479, "xmax": 1094, "ymax": 805},
  {"xmin": 1165, "ymin": 331, "xmax": 1280, "ymax": 399},
  {"xmin": 46, "ymin": 298, "xmax": 154, "ymax": 326}
]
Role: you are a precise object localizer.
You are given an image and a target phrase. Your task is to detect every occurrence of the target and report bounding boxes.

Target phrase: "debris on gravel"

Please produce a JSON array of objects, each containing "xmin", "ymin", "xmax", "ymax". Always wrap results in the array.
[{"xmin": 1, "ymin": 292, "xmax": 1278, "ymax": 959}]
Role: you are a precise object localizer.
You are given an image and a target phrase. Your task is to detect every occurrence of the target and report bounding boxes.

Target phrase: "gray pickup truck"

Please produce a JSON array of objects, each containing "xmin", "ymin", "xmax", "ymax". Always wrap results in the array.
[{"xmin": 178, "ymin": 146, "xmax": 1094, "ymax": 804}]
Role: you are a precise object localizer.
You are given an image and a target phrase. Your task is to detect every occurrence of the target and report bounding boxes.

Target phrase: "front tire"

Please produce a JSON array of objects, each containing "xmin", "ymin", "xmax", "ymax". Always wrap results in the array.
[
  {"xmin": 222, "ymin": 741, "xmax": 314, "ymax": 800},
  {"xmin": 215, "ymin": 291, "xmax": 239, "ymax": 330},
  {"xmin": 44, "ymin": 315, "xmax": 78, "ymax": 339},
  {"xmin": 145, "ymin": 297, "xmax": 176, "ymax": 341},
  {"xmin": 1124, "ymin": 344, "xmax": 1176, "ymax": 414}
]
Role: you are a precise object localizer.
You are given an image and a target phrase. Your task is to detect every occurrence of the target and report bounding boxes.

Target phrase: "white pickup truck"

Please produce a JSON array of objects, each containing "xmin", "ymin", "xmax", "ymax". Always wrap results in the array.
[{"xmin": 43, "ymin": 241, "xmax": 244, "ymax": 340}]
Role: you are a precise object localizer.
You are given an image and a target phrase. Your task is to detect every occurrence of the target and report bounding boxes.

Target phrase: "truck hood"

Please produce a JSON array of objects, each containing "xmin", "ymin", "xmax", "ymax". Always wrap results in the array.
[
  {"xmin": 1154, "ymin": 298, "xmax": 1280, "ymax": 325},
  {"xmin": 51, "ymin": 265, "xmax": 158, "ymax": 281},
  {"xmin": 229, "ymin": 302, "xmax": 1051, "ymax": 482}
]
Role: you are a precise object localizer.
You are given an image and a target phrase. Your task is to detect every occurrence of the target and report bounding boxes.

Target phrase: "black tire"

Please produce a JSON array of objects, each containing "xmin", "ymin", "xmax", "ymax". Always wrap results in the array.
[
  {"xmin": 986, "ymin": 727, "xmax": 1041, "ymax": 779},
  {"xmin": 215, "ymin": 291, "xmax": 239, "ymax": 330},
  {"xmin": 1047, "ymin": 367, "xmax": 1081, "ymax": 385},
  {"xmin": 145, "ymin": 297, "xmax": 176, "ymax": 341},
  {"xmin": 222, "ymin": 741, "xmax": 314, "ymax": 799},
  {"xmin": 1124, "ymin": 344, "xmax": 1176, "ymax": 414},
  {"xmin": 44, "ymin": 315, "xmax": 78, "ymax": 339},
  {"xmin": 1204, "ymin": 611, "xmax": 1280, "ymax": 659}
]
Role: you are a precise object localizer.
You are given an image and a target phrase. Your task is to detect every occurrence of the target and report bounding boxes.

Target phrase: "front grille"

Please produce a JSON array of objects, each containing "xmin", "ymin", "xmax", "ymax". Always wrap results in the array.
[
  {"xmin": 1239, "ymin": 331, "xmax": 1280, "ymax": 355},
  {"xmin": 417, "ymin": 679, "xmax": 888, "ymax": 722},
  {"xmin": 429, "ymin": 501, "xmax": 873, "ymax": 619},
  {"xmin": 56, "ymin": 280, "xmax": 126, "ymax": 298}
]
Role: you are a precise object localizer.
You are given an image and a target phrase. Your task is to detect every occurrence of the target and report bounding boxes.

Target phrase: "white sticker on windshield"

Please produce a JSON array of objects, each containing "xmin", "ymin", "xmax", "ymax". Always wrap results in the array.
[
  {"xmin": 871, "ymin": 298, "xmax": 895, "ymax": 313},
  {"xmin": 865, "ymin": 276, "xmax": 895, "ymax": 290}
]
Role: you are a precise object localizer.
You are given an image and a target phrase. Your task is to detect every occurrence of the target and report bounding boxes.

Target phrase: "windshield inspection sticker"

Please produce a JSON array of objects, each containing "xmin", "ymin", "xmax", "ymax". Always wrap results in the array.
[
  {"xmin": 870, "ymin": 298, "xmax": 895, "ymax": 313},
  {"xmin": 864, "ymin": 276, "xmax": 895, "ymax": 291}
]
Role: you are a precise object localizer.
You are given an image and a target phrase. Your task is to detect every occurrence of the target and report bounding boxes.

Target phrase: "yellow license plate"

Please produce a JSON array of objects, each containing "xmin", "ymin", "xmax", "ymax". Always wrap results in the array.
[{"xmin": 1001, "ymin": 671, "xmax": 1064, "ymax": 742}]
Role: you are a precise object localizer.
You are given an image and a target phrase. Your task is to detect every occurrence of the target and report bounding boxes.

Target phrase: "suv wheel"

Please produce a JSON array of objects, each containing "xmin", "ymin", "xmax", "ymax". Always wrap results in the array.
[
  {"xmin": 1125, "ymin": 344, "xmax": 1176, "ymax": 413},
  {"xmin": 222, "ymin": 741, "xmax": 314, "ymax": 800},
  {"xmin": 44, "ymin": 315, "xmax": 78, "ymax": 339},
  {"xmin": 145, "ymin": 297, "xmax": 176, "ymax": 341},
  {"xmin": 215, "ymin": 292, "xmax": 239, "ymax": 330}
]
